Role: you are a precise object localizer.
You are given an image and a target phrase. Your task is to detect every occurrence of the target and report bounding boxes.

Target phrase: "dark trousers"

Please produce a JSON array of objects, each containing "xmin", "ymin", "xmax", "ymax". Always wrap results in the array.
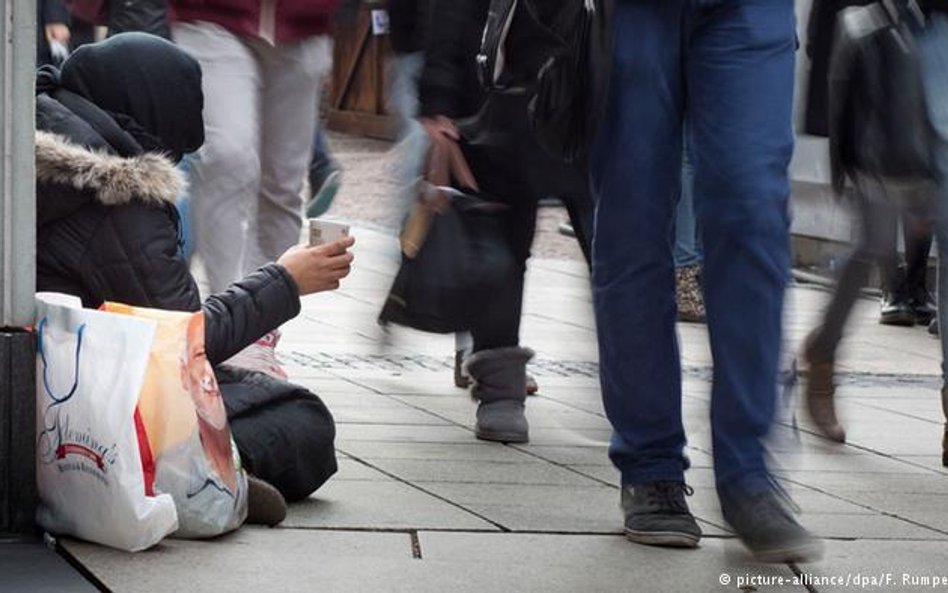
[
  {"xmin": 218, "ymin": 366, "xmax": 337, "ymax": 502},
  {"xmin": 590, "ymin": 0, "xmax": 796, "ymax": 499},
  {"xmin": 807, "ymin": 191, "xmax": 900, "ymax": 363},
  {"xmin": 461, "ymin": 137, "xmax": 538, "ymax": 353}
]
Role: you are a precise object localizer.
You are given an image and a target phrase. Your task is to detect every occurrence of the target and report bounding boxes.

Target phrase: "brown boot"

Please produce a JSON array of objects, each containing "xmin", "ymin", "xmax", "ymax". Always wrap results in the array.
[
  {"xmin": 803, "ymin": 348, "xmax": 846, "ymax": 443},
  {"xmin": 941, "ymin": 386, "xmax": 948, "ymax": 468}
]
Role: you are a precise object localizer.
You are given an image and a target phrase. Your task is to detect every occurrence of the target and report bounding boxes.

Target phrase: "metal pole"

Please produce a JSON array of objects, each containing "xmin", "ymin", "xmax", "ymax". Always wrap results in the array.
[
  {"xmin": 0, "ymin": 0, "xmax": 36, "ymax": 534},
  {"xmin": 0, "ymin": 0, "xmax": 36, "ymax": 328}
]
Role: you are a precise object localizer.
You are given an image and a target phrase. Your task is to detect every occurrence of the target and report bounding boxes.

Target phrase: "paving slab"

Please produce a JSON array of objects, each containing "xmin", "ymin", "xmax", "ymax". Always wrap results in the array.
[
  {"xmin": 805, "ymin": 540, "xmax": 948, "ymax": 592},
  {"xmin": 364, "ymin": 458, "xmax": 603, "ymax": 487},
  {"xmin": 0, "ymin": 539, "xmax": 98, "ymax": 593},
  {"xmin": 414, "ymin": 482, "xmax": 625, "ymax": 533},
  {"xmin": 283, "ymin": 479, "xmax": 499, "ymax": 531},
  {"xmin": 417, "ymin": 532, "xmax": 805, "ymax": 593},
  {"xmin": 62, "ymin": 529, "xmax": 416, "ymax": 593}
]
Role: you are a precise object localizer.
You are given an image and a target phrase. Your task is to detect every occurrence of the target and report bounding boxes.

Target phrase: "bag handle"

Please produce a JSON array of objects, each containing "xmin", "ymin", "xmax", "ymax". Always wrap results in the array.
[{"xmin": 37, "ymin": 316, "xmax": 86, "ymax": 405}]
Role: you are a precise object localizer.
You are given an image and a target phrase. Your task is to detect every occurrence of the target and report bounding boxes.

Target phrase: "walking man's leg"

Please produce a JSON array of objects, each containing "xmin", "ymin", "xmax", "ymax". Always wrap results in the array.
[
  {"xmin": 591, "ymin": 0, "xmax": 699, "ymax": 548},
  {"xmin": 688, "ymin": 0, "xmax": 819, "ymax": 562},
  {"xmin": 173, "ymin": 22, "xmax": 262, "ymax": 294}
]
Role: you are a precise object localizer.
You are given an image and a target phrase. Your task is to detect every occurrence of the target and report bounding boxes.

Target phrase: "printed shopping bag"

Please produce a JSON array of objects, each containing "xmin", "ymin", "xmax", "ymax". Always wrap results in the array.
[
  {"xmin": 102, "ymin": 304, "xmax": 248, "ymax": 538},
  {"xmin": 35, "ymin": 293, "xmax": 178, "ymax": 552}
]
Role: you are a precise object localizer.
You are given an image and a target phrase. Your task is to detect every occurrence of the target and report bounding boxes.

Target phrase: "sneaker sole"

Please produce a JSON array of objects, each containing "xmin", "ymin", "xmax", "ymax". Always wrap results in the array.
[
  {"xmin": 475, "ymin": 428, "xmax": 528, "ymax": 444},
  {"xmin": 625, "ymin": 528, "xmax": 700, "ymax": 548},
  {"xmin": 879, "ymin": 312, "xmax": 915, "ymax": 327}
]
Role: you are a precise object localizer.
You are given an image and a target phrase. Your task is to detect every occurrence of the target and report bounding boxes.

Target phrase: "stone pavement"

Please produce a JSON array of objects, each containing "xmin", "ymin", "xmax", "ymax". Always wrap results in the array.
[{"xmin": 54, "ymin": 225, "xmax": 948, "ymax": 593}]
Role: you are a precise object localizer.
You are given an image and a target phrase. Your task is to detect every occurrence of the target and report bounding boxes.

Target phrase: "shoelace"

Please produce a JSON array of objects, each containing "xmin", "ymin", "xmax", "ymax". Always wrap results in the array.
[{"xmin": 645, "ymin": 482, "xmax": 695, "ymax": 513}]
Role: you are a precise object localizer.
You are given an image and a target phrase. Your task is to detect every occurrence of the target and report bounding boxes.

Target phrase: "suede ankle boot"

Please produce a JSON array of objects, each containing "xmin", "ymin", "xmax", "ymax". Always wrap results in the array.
[{"xmin": 465, "ymin": 347, "xmax": 534, "ymax": 443}]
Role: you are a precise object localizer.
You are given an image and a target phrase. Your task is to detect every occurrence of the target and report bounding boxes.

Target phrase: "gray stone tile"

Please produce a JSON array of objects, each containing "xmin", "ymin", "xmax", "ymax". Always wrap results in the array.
[
  {"xmin": 0, "ymin": 540, "xmax": 98, "ymax": 593},
  {"xmin": 512, "ymin": 444, "xmax": 611, "ymax": 466},
  {"xmin": 783, "ymin": 471, "xmax": 948, "ymax": 494},
  {"xmin": 807, "ymin": 540, "xmax": 948, "ymax": 592},
  {"xmin": 63, "ymin": 529, "xmax": 416, "ymax": 593},
  {"xmin": 285, "ymin": 480, "xmax": 498, "ymax": 531},
  {"xmin": 329, "ymin": 398, "xmax": 452, "ymax": 426},
  {"xmin": 336, "ymin": 423, "xmax": 477, "ymax": 444},
  {"xmin": 415, "ymin": 482, "xmax": 622, "ymax": 533},
  {"xmin": 334, "ymin": 457, "xmax": 395, "ymax": 482},
  {"xmin": 387, "ymin": 394, "xmax": 613, "ymax": 432},
  {"xmin": 522, "ymin": 427, "xmax": 614, "ymax": 447},
  {"xmin": 824, "ymin": 491, "xmax": 948, "ymax": 533},
  {"xmin": 340, "ymin": 440, "xmax": 541, "ymax": 464},
  {"xmin": 799, "ymin": 512, "xmax": 948, "ymax": 540},
  {"xmin": 417, "ymin": 532, "xmax": 804, "ymax": 592},
  {"xmin": 367, "ymin": 458, "xmax": 602, "ymax": 487}
]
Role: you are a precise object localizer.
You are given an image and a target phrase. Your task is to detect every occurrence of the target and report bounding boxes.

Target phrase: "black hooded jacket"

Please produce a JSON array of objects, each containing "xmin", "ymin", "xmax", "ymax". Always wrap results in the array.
[{"xmin": 35, "ymin": 93, "xmax": 302, "ymax": 365}]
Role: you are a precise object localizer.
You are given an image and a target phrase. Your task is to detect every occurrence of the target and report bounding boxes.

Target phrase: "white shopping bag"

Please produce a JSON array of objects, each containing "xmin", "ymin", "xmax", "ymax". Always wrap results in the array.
[{"xmin": 35, "ymin": 293, "xmax": 178, "ymax": 551}]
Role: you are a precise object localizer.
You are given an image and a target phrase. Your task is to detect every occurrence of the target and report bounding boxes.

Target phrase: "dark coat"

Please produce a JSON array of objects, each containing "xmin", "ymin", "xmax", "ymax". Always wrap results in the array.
[
  {"xmin": 804, "ymin": 0, "xmax": 874, "ymax": 137},
  {"xmin": 805, "ymin": 0, "xmax": 948, "ymax": 138},
  {"xmin": 418, "ymin": 0, "xmax": 487, "ymax": 119},
  {"xmin": 66, "ymin": 0, "xmax": 171, "ymax": 37},
  {"xmin": 107, "ymin": 0, "xmax": 171, "ymax": 38},
  {"xmin": 35, "ymin": 92, "xmax": 336, "ymax": 499},
  {"xmin": 35, "ymin": 92, "xmax": 301, "ymax": 363},
  {"xmin": 388, "ymin": 0, "xmax": 428, "ymax": 55}
]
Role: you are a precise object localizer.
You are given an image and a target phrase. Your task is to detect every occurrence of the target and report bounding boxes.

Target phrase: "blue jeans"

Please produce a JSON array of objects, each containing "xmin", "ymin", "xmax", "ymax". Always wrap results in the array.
[
  {"xmin": 590, "ymin": 0, "xmax": 795, "ymax": 499},
  {"xmin": 922, "ymin": 16, "xmax": 948, "ymax": 382},
  {"xmin": 674, "ymin": 144, "xmax": 701, "ymax": 268}
]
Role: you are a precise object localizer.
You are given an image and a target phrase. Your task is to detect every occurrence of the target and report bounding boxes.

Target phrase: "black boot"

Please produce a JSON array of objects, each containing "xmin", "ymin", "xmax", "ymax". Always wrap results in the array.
[{"xmin": 466, "ymin": 347, "xmax": 533, "ymax": 443}]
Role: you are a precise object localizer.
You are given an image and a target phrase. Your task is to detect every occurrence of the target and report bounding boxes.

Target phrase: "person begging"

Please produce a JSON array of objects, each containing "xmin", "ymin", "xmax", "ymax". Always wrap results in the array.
[{"xmin": 34, "ymin": 32, "xmax": 354, "ymax": 527}]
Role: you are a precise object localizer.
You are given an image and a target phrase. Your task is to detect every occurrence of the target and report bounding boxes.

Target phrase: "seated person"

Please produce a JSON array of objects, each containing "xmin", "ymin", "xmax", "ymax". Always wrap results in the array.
[{"xmin": 34, "ymin": 32, "xmax": 355, "ymax": 526}]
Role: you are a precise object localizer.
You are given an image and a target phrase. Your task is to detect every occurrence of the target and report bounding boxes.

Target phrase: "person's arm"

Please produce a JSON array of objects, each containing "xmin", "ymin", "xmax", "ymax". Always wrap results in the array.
[
  {"xmin": 203, "ymin": 237, "xmax": 355, "ymax": 365},
  {"xmin": 42, "ymin": 0, "xmax": 72, "ymax": 45}
]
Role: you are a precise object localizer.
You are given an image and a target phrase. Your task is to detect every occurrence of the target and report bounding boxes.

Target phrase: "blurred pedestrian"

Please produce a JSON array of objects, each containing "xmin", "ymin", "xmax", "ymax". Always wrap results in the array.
[
  {"xmin": 591, "ymin": 0, "xmax": 820, "ymax": 562},
  {"xmin": 414, "ymin": 0, "xmax": 592, "ymax": 442},
  {"xmin": 802, "ymin": 0, "xmax": 938, "ymax": 445},
  {"xmin": 170, "ymin": 0, "xmax": 338, "ymax": 295},
  {"xmin": 921, "ymin": 2, "xmax": 948, "ymax": 467}
]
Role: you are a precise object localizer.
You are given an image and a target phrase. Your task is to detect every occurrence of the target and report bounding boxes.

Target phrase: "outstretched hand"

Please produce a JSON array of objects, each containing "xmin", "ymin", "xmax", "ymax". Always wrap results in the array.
[{"xmin": 277, "ymin": 236, "xmax": 355, "ymax": 296}]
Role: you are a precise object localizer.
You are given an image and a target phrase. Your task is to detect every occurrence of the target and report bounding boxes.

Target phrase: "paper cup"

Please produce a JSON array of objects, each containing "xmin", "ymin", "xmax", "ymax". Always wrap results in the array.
[{"xmin": 309, "ymin": 219, "xmax": 350, "ymax": 246}]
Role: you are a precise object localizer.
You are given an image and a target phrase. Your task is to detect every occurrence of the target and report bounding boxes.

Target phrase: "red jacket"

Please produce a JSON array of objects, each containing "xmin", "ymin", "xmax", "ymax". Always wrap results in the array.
[{"xmin": 170, "ymin": 0, "xmax": 339, "ymax": 44}]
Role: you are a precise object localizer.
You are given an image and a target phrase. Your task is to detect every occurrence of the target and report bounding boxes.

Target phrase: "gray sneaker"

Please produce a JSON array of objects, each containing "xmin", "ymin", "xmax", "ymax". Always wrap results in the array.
[
  {"xmin": 622, "ymin": 482, "xmax": 701, "ymax": 548},
  {"xmin": 721, "ymin": 489, "xmax": 822, "ymax": 563}
]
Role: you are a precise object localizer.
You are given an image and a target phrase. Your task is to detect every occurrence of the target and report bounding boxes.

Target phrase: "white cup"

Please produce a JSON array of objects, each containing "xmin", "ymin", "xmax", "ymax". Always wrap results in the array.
[{"xmin": 308, "ymin": 219, "xmax": 350, "ymax": 247}]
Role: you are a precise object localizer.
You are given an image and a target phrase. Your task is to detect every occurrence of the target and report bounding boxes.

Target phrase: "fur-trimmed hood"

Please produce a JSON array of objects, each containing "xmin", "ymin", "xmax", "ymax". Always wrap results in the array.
[{"xmin": 35, "ymin": 130, "xmax": 184, "ymax": 206}]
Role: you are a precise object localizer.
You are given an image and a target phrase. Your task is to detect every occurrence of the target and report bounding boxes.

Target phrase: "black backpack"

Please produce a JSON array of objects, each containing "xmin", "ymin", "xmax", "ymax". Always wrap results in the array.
[
  {"xmin": 829, "ymin": 0, "xmax": 934, "ymax": 191},
  {"xmin": 476, "ymin": 0, "xmax": 615, "ymax": 163}
]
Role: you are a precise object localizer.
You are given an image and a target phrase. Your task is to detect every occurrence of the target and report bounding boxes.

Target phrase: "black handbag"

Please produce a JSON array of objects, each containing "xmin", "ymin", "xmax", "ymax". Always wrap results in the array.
[
  {"xmin": 476, "ymin": 0, "xmax": 615, "ymax": 163},
  {"xmin": 378, "ymin": 187, "xmax": 514, "ymax": 334}
]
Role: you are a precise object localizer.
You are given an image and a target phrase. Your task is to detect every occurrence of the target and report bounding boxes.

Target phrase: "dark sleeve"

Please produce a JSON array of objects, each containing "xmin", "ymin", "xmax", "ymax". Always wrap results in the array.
[
  {"xmin": 42, "ymin": 0, "xmax": 71, "ymax": 25},
  {"xmin": 202, "ymin": 263, "xmax": 301, "ymax": 366},
  {"xmin": 418, "ymin": 0, "xmax": 485, "ymax": 118}
]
